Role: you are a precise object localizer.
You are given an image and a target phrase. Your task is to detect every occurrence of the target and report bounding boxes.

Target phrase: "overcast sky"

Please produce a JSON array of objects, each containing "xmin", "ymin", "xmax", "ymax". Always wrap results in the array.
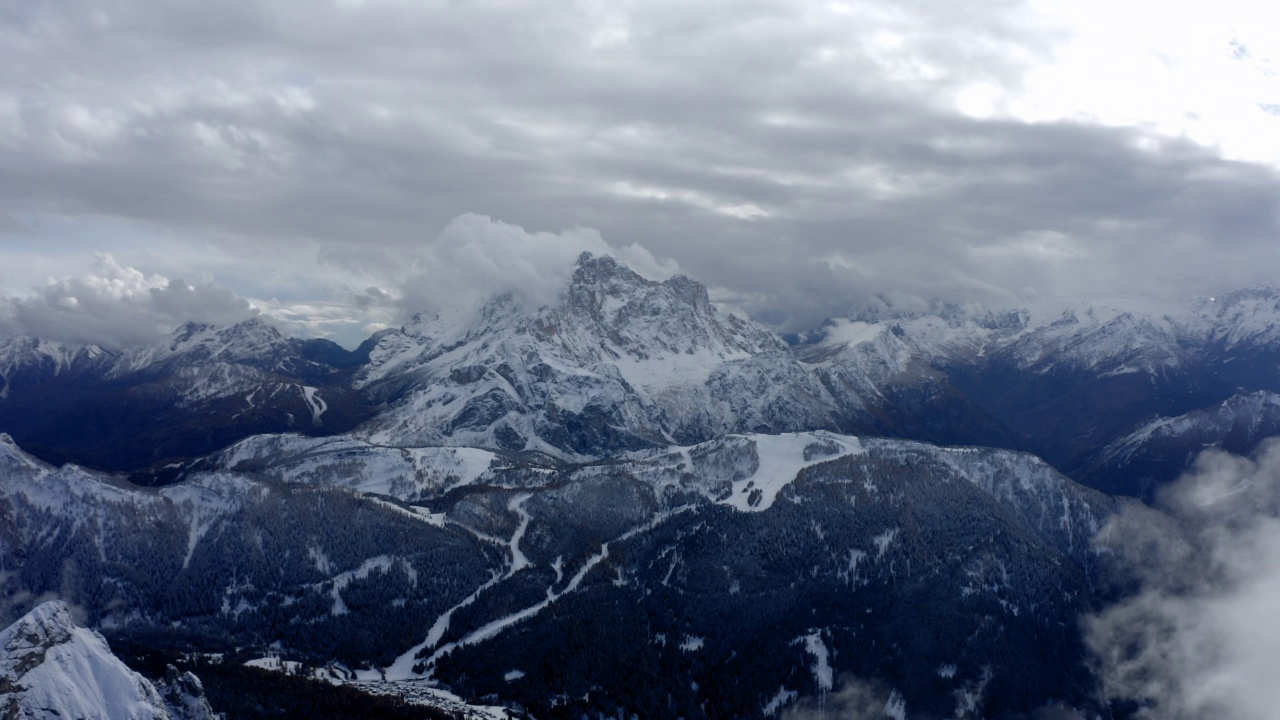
[{"xmin": 3, "ymin": 0, "xmax": 1279, "ymax": 347}]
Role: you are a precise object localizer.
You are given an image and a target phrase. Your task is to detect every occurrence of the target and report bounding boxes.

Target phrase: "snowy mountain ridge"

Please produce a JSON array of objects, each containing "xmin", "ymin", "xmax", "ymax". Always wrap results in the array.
[
  {"xmin": 4, "ymin": 254, "xmax": 1280, "ymax": 480},
  {"xmin": 0, "ymin": 336, "xmax": 109, "ymax": 399},
  {"xmin": 819, "ymin": 286, "xmax": 1280, "ymax": 377},
  {"xmin": 6, "ymin": 273, "xmax": 1280, "ymax": 393},
  {"xmin": 816, "ymin": 302, "xmax": 1144, "ymax": 375},
  {"xmin": 108, "ymin": 318, "xmax": 291, "ymax": 375}
]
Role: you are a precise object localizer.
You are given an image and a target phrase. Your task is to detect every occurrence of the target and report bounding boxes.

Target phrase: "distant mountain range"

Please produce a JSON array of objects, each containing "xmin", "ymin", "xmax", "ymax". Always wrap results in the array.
[
  {"xmin": 1, "ymin": 253, "xmax": 1277, "ymax": 718},
  {"xmin": 6, "ymin": 253, "xmax": 1280, "ymax": 495}
]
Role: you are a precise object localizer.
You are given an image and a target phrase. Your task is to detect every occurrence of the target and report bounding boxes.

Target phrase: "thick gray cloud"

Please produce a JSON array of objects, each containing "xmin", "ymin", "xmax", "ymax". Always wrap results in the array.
[
  {"xmin": 0, "ymin": 255, "xmax": 258, "ymax": 348},
  {"xmin": 2, "ymin": 0, "xmax": 1279, "ymax": 342},
  {"xmin": 396, "ymin": 213, "xmax": 677, "ymax": 315},
  {"xmin": 1087, "ymin": 441, "xmax": 1280, "ymax": 720}
]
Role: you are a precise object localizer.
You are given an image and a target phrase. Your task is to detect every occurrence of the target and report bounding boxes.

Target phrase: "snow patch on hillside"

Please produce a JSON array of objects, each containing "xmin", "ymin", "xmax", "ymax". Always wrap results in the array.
[
  {"xmin": 301, "ymin": 386, "xmax": 327, "ymax": 424},
  {"xmin": 762, "ymin": 686, "xmax": 797, "ymax": 716},
  {"xmin": 723, "ymin": 433, "xmax": 864, "ymax": 512},
  {"xmin": 794, "ymin": 631, "xmax": 833, "ymax": 691}
]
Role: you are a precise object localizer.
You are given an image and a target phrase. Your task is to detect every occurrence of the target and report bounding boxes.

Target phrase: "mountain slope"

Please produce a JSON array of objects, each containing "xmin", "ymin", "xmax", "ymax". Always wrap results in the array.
[
  {"xmin": 797, "ymin": 314, "xmax": 1025, "ymax": 449},
  {"xmin": 1078, "ymin": 390, "xmax": 1280, "ymax": 499},
  {"xmin": 809, "ymin": 289, "xmax": 1280, "ymax": 490},
  {"xmin": 0, "ymin": 428, "xmax": 1141, "ymax": 718}
]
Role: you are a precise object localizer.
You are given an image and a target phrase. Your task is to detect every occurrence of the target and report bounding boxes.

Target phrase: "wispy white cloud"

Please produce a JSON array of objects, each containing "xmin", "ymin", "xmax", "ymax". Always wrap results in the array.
[
  {"xmin": 0, "ymin": 216, "xmax": 679, "ymax": 348},
  {"xmin": 781, "ymin": 675, "xmax": 900, "ymax": 720}
]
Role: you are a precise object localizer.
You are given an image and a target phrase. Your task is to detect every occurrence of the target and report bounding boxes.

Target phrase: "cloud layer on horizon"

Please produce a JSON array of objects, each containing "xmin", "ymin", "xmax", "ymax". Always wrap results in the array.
[
  {"xmin": 0, "ymin": 215, "xmax": 682, "ymax": 348},
  {"xmin": 0, "ymin": 255, "xmax": 258, "ymax": 348},
  {"xmin": 3, "ymin": 0, "xmax": 1280, "ymax": 340}
]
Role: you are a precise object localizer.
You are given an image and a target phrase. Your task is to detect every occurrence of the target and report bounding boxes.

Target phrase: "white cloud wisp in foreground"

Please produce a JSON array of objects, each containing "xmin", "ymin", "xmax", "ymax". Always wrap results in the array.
[{"xmin": 1087, "ymin": 440, "xmax": 1280, "ymax": 720}]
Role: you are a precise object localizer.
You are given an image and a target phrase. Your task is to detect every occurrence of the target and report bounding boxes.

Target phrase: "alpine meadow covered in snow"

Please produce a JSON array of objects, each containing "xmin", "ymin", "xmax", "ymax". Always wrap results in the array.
[{"xmin": 4, "ymin": 1, "xmax": 1280, "ymax": 719}]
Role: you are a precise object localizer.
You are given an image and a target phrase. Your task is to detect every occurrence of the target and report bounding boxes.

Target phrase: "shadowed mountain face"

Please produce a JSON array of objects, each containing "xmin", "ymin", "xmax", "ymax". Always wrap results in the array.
[
  {"xmin": 1074, "ymin": 390, "xmax": 1280, "ymax": 501},
  {"xmin": 799, "ymin": 290, "xmax": 1280, "ymax": 492},
  {"xmin": 0, "ymin": 318, "xmax": 377, "ymax": 479}
]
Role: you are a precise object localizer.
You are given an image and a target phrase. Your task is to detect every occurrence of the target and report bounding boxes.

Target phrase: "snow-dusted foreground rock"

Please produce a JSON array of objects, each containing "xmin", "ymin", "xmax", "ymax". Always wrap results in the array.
[{"xmin": 0, "ymin": 601, "xmax": 215, "ymax": 720}]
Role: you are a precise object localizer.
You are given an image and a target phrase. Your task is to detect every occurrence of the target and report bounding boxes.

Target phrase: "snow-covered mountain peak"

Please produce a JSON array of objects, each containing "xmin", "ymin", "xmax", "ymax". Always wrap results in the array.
[
  {"xmin": 0, "ymin": 335, "xmax": 111, "ymax": 399},
  {"xmin": 107, "ymin": 317, "xmax": 312, "ymax": 382},
  {"xmin": 569, "ymin": 251, "xmax": 656, "ymax": 292},
  {"xmin": 363, "ymin": 253, "xmax": 782, "ymax": 383},
  {"xmin": 551, "ymin": 253, "xmax": 781, "ymax": 365},
  {"xmin": 1181, "ymin": 286, "xmax": 1280, "ymax": 349},
  {"xmin": 788, "ymin": 290, "xmax": 1278, "ymax": 431},
  {"xmin": 567, "ymin": 253, "xmax": 698, "ymax": 319},
  {"xmin": 0, "ymin": 335, "xmax": 107, "ymax": 368},
  {"xmin": 164, "ymin": 317, "xmax": 284, "ymax": 359},
  {"xmin": 995, "ymin": 306, "xmax": 1184, "ymax": 375},
  {"xmin": 353, "ymin": 254, "xmax": 823, "ymax": 455},
  {"xmin": 999, "ymin": 289, "xmax": 1280, "ymax": 371},
  {"xmin": 398, "ymin": 253, "xmax": 673, "ymax": 339},
  {"xmin": 800, "ymin": 312, "xmax": 996, "ymax": 389}
]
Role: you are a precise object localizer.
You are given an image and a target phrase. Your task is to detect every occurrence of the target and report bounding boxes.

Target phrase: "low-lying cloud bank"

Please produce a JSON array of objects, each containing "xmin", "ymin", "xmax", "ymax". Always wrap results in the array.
[
  {"xmin": 0, "ymin": 254, "xmax": 258, "ymax": 348},
  {"xmin": 1087, "ymin": 440, "xmax": 1280, "ymax": 720},
  {"xmin": 396, "ymin": 213, "xmax": 678, "ymax": 316},
  {"xmin": 780, "ymin": 676, "xmax": 899, "ymax": 720},
  {"xmin": 779, "ymin": 440, "xmax": 1280, "ymax": 720},
  {"xmin": 0, "ymin": 214, "xmax": 679, "ymax": 349}
]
